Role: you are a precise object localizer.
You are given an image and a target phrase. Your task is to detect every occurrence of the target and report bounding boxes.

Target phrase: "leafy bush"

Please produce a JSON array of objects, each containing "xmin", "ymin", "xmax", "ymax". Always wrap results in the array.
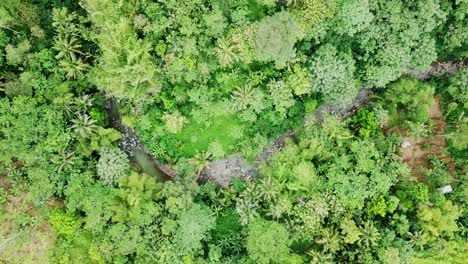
[
  {"xmin": 48, "ymin": 209, "xmax": 80, "ymax": 236},
  {"xmin": 96, "ymin": 147, "xmax": 130, "ymax": 186},
  {"xmin": 333, "ymin": 0, "xmax": 373, "ymax": 36},
  {"xmin": 383, "ymin": 78, "xmax": 435, "ymax": 125},
  {"xmin": 5, "ymin": 40, "xmax": 30, "ymax": 66},
  {"xmin": 173, "ymin": 204, "xmax": 216, "ymax": 255},
  {"xmin": 350, "ymin": 108, "xmax": 379, "ymax": 138},
  {"xmin": 309, "ymin": 44, "xmax": 358, "ymax": 105},
  {"xmin": 255, "ymin": 11, "xmax": 299, "ymax": 66},
  {"xmin": 417, "ymin": 200, "xmax": 460, "ymax": 238},
  {"xmin": 246, "ymin": 218, "xmax": 291, "ymax": 264}
]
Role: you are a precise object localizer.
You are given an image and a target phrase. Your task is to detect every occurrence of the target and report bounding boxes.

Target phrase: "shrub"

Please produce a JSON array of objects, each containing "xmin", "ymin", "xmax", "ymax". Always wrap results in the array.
[
  {"xmin": 96, "ymin": 147, "xmax": 130, "ymax": 186},
  {"xmin": 417, "ymin": 200, "xmax": 460, "ymax": 238},
  {"xmin": 384, "ymin": 78, "xmax": 434, "ymax": 125},
  {"xmin": 255, "ymin": 11, "xmax": 299, "ymax": 66},
  {"xmin": 162, "ymin": 111, "xmax": 187, "ymax": 134},
  {"xmin": 309, "ymin": 44, "xmax": 358, "ymax": 105},
  {"xmin": 246, "ymin": 218, "xmax": 291, "ymax": 264},
  {"xmin": 174, "ymin": 204, "xmax": 216, "ymax": 255},
  {"xmin": 350, "ymin": 108, "xmax": 379, "ymax": 138},
  {"xmin": 49, "ymin": 209, "xmax": 80, "ymax": 236}
]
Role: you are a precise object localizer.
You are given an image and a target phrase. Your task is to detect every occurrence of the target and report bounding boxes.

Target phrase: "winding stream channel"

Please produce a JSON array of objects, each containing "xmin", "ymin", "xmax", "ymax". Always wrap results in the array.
[
  {"xmin": 105, "ymin": 61, "xmax": 466, "ymax": 184},
  {"xmin": 105, "ymin": 97, "xmax": 175, "ymax": 181}
]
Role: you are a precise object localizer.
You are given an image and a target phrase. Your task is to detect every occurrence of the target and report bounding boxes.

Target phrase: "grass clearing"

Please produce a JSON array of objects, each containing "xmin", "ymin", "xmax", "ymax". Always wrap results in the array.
[{"xmin": 174, "ymin": 113, "xmax": 245, "ymax": 157}]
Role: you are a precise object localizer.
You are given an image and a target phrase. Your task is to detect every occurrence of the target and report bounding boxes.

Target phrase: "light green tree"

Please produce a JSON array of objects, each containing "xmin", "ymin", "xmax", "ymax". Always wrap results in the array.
[
  {"xmin": 96, "ymin": 147, "xmax": 130, "ymax": 186},
  {"xmin": 173, "ymin": 204, "xmax": 216, "ymax": 256},
  {"xmin": 246, "ymin": 218, "xmax": 291, "ymax": 264},
  {"xmin": 309, "ymin": 44, "xmax": 357, "ymax": 106},
  {"xmin": 333, "ymin": 0, "xmax": 373, "ymax": 36},
  {"xmin": 255, "ymin": 11, "xmax": 299, "ymax": 66},
  {"xmin": 417, "ymin": 200, "xmax": 460, "ymax": 238},
  {"xmin": 84, "ymin": 0, "xmax": 160, "ymax": 100}
]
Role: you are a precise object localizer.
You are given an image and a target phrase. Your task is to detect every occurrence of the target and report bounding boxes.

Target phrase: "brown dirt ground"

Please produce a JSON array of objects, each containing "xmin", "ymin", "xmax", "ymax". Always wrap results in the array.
[
  {"xmin": 396, "ymin": 97, "xmax": 455, "ymax": 182},
  {"xmin": 0, "ymin": 176, "xmax": 57, "ymax": 264}
]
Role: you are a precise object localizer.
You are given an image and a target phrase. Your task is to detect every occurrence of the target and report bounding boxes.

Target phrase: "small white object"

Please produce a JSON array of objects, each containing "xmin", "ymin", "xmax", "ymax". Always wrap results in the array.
[
  {"xmin": 401, "ymin": 141, "xmax": 412, "ymax": 149},
  {"xmin": 439, "ymin": 185, "xmax": 453, "ymax": 194}
]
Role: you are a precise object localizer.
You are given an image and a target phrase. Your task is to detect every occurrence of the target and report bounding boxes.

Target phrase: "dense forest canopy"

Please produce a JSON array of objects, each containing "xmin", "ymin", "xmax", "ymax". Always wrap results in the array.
[{"xmin": 0, "ymin": 0, "xmax": 466, "ymax": 263}]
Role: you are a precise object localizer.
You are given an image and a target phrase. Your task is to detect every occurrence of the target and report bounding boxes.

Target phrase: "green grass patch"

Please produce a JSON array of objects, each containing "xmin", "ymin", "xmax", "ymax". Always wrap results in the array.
[{"xmin": 173, "ymin": 114, "xmax": 244, "ymax": 158}]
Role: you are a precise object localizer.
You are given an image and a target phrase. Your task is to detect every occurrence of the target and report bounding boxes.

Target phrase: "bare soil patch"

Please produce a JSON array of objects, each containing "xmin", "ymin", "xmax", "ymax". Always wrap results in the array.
[
  {"xmin": 1, "ymin": 178, "xmax": 57, "ymax": 263},
  {"xmin": 397, "ymin": 97, "xmax": 455, "ymax": 181}
]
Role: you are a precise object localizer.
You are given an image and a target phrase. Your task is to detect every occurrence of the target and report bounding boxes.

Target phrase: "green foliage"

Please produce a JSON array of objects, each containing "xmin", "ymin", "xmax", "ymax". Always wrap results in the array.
[
  {"xmin": 64, "ymin": 172, "xmax": 115, "ymax": 234},
  {"xmin": 287, "ymin": 64, "xmax": 311, "ymax": 96},
  {"xmin": 74, "ymin": 126, "xmax": 121, "ymax": 157},
  {"xmin": 213, "ymin": 208, "xmax": 242, "ymax": 242},
  {"xmin": 97, "ymin": 147, "xmax": 130, "ymax": 186},
  {"xmin": 292, "ymin": 0, "xmax": 337, "ymax": 40},
  {"xmin": 438, "ymin": 0, "xmax": 468, "ymax": 56},
  {"xmin": 0, "ymin": 0, "xmax": 40, "ymax": 30},
  {"xmin": 246, "ymin": 218, "xmax": 291, "ymax": 264},
  {"xmin": 84, "ymin": 0, "xmax": 160, "ymax": 100},
  {"xmin": 0, "ymin": 0, "xmax": 466, "ymax": 263},
  {"xmin": 440, "ymin": 69, "xmax": 468, "ymax": 158},
  {"xmin": 396, "ymin": 183, "xmax": 430, "ymax": 212},
  {"xmin": 162, "ymin": 111, "xmax": 187, "ymax": 134},
  {"xmin": 268, "ymin": 79, "xmax": 295, "ymax": 117},
  {"xmin": 340, "ymin": 218, "xmax": 361, "ymax": 244},
  {"xmin": 366, "ymin": 195, "xmax": 398, "ymax": 218},
  {"xmin": 426, "ymin": 155, "xmax": 452, "ymax": 187},
  {"xmin": 110, "ymin": 172, "xmax": 160, "ymax": 226},
  {"xmin": 173, "ymin": 204, "xmax": 216, "ymax": 256},
  {"xmin": 5, "ymin": 40, "xmax": 31, "ymax": 66},
  {"xmin": 0, "ymin": 96, "xmax": 69, "ymax": 165},
  {"xmin": 417, "ymin": 200, "xmax": 460, "ymax": 238},
  {"xmin": 350, "ymin": 108, "xmax": 379, "ymax": 138},
  {"xmin": 48, "ymin": 209, "xmax": 80, "ymax": 236},
  {"xmin": 383, "ymin": 78, "xmax": 435, "ymax": 125},
  {"xmin": 358, "ymin": 0, "xmax": 446, "ymax": 87},
  {"xmin": 333, "ymin": 0, "xmax": 373, "ymax": 36},
  {"xmin": 4, "ymin": 72, "xmax": 35, "ymax": 97},
  {"xmin": 255, "ymin": 11, "xmax": 299, "ymax": 66},
  {"xmin": 309, "ymin": 44, "xmax": 357, "ymax": 105}
]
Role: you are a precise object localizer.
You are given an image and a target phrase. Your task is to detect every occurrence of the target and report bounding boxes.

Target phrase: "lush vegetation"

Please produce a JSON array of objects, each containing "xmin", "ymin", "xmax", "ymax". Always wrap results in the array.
[{"xmin": 0, "ymin": 0, "xmax": 466, "ymax": 263}]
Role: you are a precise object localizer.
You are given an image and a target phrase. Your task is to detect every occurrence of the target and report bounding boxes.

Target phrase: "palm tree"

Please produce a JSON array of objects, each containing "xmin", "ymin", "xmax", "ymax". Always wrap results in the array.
[
  {"xmin": 232, "ymin": 84, "xmax": 256, "ymax": 110},
  {"xmin": 52, "ymin": 7, "xmax": 78, "ymax": 36},
  {"xmin": 407, "ymin": 230, "xmax": 428, "ymax": 251},
  {"xmin": 53, "ymin": 35, "xmax": 83, "ymax": 61},
  {"xmin": 51, "ymin": 149, "xmax": 75, "ymax": 173},
  {"xmin": 258, "ymin": 176, "xmax": 280, "ymax": 202},
  {"xmin": 236, "ymin": 199, "xmax": 259, "ymax": 225},
  {"xmin": 190, "ymin": 151, "xmax": 211, "ymax": 174},
  {"xmin": 307, "ymin": 249, "xmax": 333, "ymax": 264},
  {"xmin": 316, "ymin": 228, "xmax": 341, "ymax": 253},
  {"xmin": 239, "ymin": 181, "xmax": 259, "ymax": 203},
  {"xmin": 71, "ymin": 113, "xmax": 98, "ymax": 138},
  {"xmin": 358, "ymin": 221, "xmax": 381, "ymax": 249},
  {"xmin": 73, "ymin": 94, "xmax": 94, "ymax": 113},
  {"xmin": 60, "ymin": 59, "xmax": 89, "ymax": 80},
  {"xmin": 266, "ymin": 197, "xmax": 290, "ymax": 219},
  {"xmin": 213, "ymin": 37, "xmax": 237, "ymax": 68}
]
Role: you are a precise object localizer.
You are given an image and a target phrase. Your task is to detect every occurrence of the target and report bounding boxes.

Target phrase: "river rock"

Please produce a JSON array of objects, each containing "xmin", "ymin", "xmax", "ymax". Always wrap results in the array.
[
  {"xmin": 199, "ymin": 155, "xmax": 256, "ymax": 187},
  {"xmin": 401, "ymin": 141, "xmax": 412, "ymax": 149}
]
